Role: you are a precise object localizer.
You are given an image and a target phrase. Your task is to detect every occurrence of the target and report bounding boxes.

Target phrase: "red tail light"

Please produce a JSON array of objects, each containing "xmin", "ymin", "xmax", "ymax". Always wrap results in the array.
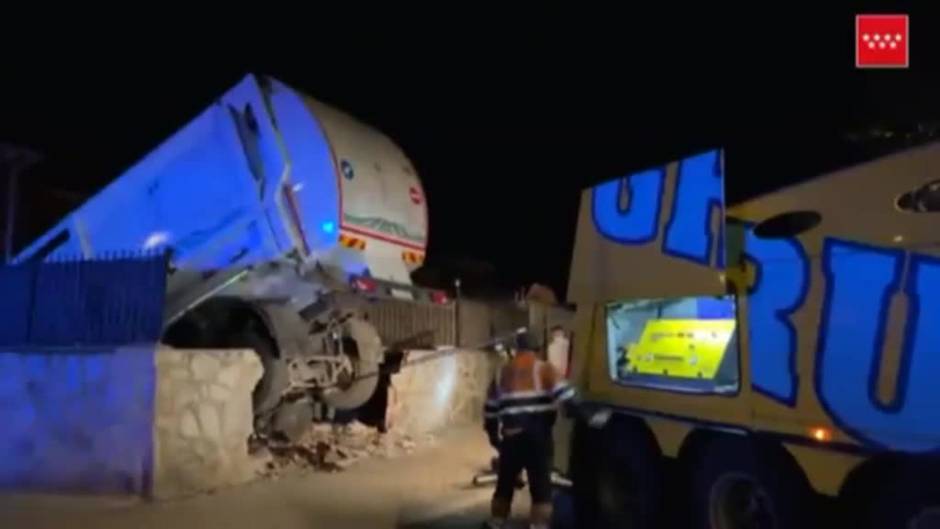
[
  {"xmin": 352, "ymin": 276, "xmax": 378, "ymax": 293},
  {"xmin": 431, "ymin": 290, "xmax": 449, "ymax": 304}
]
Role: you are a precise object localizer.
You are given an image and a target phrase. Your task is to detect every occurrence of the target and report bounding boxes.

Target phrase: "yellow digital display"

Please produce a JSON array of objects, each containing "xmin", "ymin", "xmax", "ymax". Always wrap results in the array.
[{"xmin": 621, "ymin": 319, "xmax": 735, "ymax": 379}]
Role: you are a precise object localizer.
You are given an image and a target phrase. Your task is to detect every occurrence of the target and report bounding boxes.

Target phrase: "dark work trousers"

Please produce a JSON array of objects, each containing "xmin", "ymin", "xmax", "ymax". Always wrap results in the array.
[{"xmin": 494, "ymin": 427, "xmax": 553, "ymax": 505}]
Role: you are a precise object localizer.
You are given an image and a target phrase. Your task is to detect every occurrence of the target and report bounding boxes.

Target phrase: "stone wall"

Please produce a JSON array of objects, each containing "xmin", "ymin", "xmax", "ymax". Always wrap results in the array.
[
  {"xmin": 388, "ymin": 349, "xmax": 497, "ymax": 436},
  {"xmin": 0, "ymin": 344, "xmax": 495, "ymax": 498},
  {"xmin": 0, "ymin": 346, "xmax": 155, "ymax": 495},
  {"xmin": 152, "ymin": 347, "xmax": 264, "ymax": 499}
]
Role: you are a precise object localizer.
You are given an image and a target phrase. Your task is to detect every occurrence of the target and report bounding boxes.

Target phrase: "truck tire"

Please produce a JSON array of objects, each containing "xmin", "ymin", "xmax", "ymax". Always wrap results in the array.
[
  {"xmin": 689, "ymin": 437, "xmax": 811, "ymax": 529},
  {"xmin": 854, "ymin": 462, "xmax": 940, "ymax": 529},
  {"xmin": 235, "ymin": 331, "xmax": 289, "ymax": 419},
  {"xmin": 321, "ymin": 317, "xmax": 383, "ymax": 410},
  {"xmin": 272, "ymin": 399, "xmax": 316, "ymax": 442},
  {"xmin": 570, "ymin": 421, "xmax": 603, "ymax": 528},
  {"xmin": 571, "ymin": 417, "xmax": 663, "ymax": 529}
]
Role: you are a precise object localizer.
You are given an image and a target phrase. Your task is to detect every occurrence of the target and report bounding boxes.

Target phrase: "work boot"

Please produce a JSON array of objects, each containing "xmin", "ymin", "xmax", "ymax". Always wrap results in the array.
[
  {"xmin": 530, "ymin": 502, "xmax": 552, "ymax": 529},
  {"xmin": 487, "ymin": 497, "xmax": 511, "ymax": 528}
]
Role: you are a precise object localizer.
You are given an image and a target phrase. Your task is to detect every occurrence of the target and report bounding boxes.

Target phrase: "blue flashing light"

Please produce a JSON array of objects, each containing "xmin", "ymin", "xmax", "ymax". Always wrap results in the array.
[{"xmin": 321, "ymin": 221, "xmax": 336, "ymax": 234}]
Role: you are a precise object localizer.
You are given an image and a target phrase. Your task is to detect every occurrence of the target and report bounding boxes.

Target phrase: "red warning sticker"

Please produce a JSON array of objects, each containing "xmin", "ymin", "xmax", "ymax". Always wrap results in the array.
[{"xmin": 409, "ymin": 186, "xmax": 423, "ymax": 205}]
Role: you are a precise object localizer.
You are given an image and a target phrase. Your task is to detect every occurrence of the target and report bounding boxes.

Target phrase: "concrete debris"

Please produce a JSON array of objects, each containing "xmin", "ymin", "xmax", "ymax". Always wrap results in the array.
[{"xmin": 257, "ymin": 421, "xmax": 436, "ymax": 479}]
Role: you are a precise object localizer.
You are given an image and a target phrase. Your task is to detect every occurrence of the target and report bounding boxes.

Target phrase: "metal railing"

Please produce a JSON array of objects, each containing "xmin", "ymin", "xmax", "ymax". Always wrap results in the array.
[
  {"xmin": 364, "ymin": 297, "xmax": 457, "ymax": 348},
  {"xmin": 0, "ymin": 252, "xmax": 167, "ymax": 349}
]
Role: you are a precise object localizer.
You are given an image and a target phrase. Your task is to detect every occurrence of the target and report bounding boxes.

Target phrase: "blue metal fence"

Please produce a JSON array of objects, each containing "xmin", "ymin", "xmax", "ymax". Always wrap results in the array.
[{"xmin": 0, "ymin": 253, "xmax": 167, "ymax": 348}]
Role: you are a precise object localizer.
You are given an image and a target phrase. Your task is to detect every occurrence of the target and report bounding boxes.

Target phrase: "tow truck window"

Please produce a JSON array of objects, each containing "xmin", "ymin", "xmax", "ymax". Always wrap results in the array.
[{"xmin": 605, "ymin": 294, "xmax": 740, "ymax": 395}]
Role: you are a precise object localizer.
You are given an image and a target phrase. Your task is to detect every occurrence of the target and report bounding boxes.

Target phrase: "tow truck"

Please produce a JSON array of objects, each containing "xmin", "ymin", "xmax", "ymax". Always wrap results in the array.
[{"xmin": 555, "ymin": 144, "xmax": 940, "ymax": 528}]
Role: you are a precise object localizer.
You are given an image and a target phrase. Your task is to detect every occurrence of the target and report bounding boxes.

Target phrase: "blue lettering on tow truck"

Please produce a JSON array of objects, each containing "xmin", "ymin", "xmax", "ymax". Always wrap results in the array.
[
  {"xmin": 816, "ymin": 240, "xmax": 940, "ymax": 451},
  {"xmin": 589, "ymin": 150, "xmax": 940, "ymax": 451},
  {"xmin": 592, "ymin": 149, "xmax": 724, "ymax": 267},
  {"xmin": 592, "ymin": 167, "xmax": 665, "ymax": 244},
  {"xmin": 662, "ymin": 150, "xmax": 724, "ymax": 267},
  {"xmin": 742, "ymin": 235, "xmax": 940, "ymax": 451},
  {"xmin": 744, "ymin": 228, "xmax": 808, "ymax": 407}
]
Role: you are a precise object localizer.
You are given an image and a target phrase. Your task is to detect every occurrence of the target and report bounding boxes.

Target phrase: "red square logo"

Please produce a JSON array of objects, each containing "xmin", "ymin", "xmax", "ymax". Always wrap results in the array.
[{"xmin": 856, "ymin": 14, "xmax": 909, "ymax": 68}]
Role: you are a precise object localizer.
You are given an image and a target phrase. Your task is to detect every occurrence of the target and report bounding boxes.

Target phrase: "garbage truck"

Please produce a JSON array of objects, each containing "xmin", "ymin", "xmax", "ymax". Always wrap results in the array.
[
  {"xmin": 555, "ymin": 144, "xmax": 940, "ymax": 528},
  {"xmin": 15, "ymin": 74, "xmax": 446, "ymax": 437}
]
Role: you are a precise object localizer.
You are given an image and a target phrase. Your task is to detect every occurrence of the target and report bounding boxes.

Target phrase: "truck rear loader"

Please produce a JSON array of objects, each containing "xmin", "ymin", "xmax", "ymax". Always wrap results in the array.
[
  {"xmin": 16, "ymin": 74, "xmax": 444, "ymax": 438},
  {"xmin": 555, "ymin": 145, "xmax": 940, "ymax": 528}
]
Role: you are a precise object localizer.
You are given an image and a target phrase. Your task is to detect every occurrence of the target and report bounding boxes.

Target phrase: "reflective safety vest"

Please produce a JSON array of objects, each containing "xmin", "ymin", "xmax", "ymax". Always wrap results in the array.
[{"xmin": 483, "ymin": 350, "xmax": 576, "ymax": 433}]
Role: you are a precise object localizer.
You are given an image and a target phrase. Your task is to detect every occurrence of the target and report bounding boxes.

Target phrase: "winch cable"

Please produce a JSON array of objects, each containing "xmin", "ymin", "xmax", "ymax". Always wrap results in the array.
[{"xmin": 317, "ymin": 327, "xmax": 528, "ymax": 393}]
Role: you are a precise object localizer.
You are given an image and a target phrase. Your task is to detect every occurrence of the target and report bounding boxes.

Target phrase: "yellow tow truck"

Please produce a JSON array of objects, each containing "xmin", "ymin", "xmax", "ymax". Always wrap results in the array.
[{"xmin": 554, "ymin": 144, "xmax": 940, "ymax": 528}]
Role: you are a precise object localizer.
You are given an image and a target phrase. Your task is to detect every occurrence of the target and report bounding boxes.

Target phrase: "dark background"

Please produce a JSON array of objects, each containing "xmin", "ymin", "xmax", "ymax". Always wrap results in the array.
[{"xmin": 2, "ymin": 6, "xmax": 939, "ymax": 300}]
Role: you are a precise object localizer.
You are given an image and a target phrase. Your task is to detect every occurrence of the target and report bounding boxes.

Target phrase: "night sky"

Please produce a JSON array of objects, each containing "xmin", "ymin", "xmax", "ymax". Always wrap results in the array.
[{"xmin": 2, "ymin": 6, "xmax": 939, "ymax": 299}]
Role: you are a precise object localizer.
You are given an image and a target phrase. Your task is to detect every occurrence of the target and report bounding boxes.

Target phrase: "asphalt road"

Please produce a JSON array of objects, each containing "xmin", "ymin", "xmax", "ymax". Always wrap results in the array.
[{"xmin": 0, "ymin": 425, "xmax": 572, "ymax": 529}]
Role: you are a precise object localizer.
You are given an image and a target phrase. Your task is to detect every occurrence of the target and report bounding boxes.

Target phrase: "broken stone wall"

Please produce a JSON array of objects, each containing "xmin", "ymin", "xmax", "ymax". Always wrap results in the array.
[
  {"xmin": 388, "ymin": 349, "xmax": 497, "ymax": 436},
  {"xmin": 152, "ymin": 347, "xmax": 263, "ymax": 499},
  {"xmin": 0, "ymin": 346, "xmax": 155, "ymax": 495}
]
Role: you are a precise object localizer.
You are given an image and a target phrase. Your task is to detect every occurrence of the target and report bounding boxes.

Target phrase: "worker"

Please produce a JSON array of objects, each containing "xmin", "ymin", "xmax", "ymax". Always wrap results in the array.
[
  {"xmin": 478, "ymin": 340, "xmax": 525, "ymax": 490},
  {"xmin": 482, "ymin": 330, "xmax": 577, "ymax": 529}
]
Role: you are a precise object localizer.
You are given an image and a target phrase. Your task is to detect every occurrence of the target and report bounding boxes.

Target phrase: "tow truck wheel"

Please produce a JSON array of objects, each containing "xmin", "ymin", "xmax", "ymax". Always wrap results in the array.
[
  {"xmin": 690, "ymin": 437, "xmax": 811, "ymax": 529},
  {"xmin": 853, "ymin": 463, "xmax": 940, "ymax": 529},
  {"xmin": 570, "ymin": 421, "xmax": 602, "ymax": 528},
  {"xmin": 572, "ymin": 417, "xmax": 663, "ymax": 529}
]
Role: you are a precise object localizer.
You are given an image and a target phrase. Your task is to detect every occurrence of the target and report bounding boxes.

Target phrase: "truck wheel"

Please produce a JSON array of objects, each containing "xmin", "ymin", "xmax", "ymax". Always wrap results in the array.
[
  {"xmin": 235, "ymin": 331, "xmax": 289, "ymax": 419},
  {"xmin": 571, "ymin": 418, "xmax": 663, "ymax": 529},
  {"xmin": 690, "ymin": 437, "xmax": 811, "ymax": 529},
  {"xmin": 570, "ymin": 421, "xmax": 602, "ymax": 529},
  {"xmin": 321, "ymin": 317, "xmax": 382, "ymax": 410},
  {"xmin": 272, "ymin": 399, "xmax": 315, "ymax": 442},
  {"xmin": 855, "ymin": 463, "xmax": 940, "ymax": 529}
]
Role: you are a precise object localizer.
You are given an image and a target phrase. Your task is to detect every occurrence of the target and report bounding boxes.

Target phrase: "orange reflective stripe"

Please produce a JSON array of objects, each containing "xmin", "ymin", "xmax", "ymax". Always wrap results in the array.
[
  {"xmin": 498, "ymin": 352, "xmax": 546, "ymax": 394},
  {"xmin": 400, "ymin": 250, "xmax": 425, "ymax": 264},
  {"xmin": 339, "ymin": 234, "xmax": 367, "ymax": 250}
]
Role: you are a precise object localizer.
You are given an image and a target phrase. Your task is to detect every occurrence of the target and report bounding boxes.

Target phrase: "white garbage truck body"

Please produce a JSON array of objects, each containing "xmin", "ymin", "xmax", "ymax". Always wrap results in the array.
[{"xmin": 16, "ymin": 74, "xmax": 439, "ymax": 435}]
